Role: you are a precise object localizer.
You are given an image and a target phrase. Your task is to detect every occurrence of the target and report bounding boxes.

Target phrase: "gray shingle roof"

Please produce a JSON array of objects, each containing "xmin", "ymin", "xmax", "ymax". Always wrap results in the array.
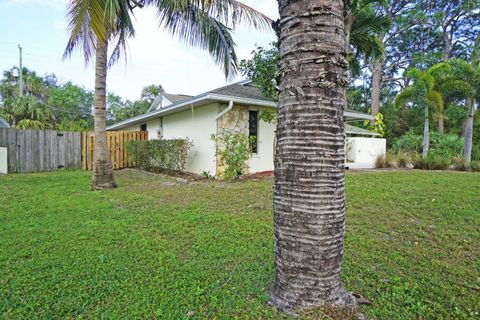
[
  {"xmin": 345, "ymin": 124, "xmax": 379, "ymax": 136},
  {"xmin": 209, "ymin": 81, "xmax": 268, "ymax": 101},
  {"xmin": 163, "ymin": 93, "xmax": 192, "ymax": 103}
]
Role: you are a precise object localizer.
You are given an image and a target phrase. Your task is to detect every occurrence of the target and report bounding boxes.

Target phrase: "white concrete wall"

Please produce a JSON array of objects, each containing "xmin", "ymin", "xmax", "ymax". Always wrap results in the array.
[
  {"xmin": 162, "ymin": 104, "xmax": 217, "ymax": 175},
  {"xmin": 0, "ymin": 147, "xmax": 7, "ymax": 174},
  {"xmin": 122, "ymin": 118, "xmax": 161, "ymax": 140},
  {"xmin": 248, "ymin": 117, "xmax": 276, "ymax": 173},
  {"xmin": 346, "ymin": 137, "xmax": 386, "ymax": 168}
]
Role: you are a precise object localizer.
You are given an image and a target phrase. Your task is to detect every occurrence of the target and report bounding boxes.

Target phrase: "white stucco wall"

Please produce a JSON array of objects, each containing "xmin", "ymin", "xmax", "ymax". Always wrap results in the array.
[
  {"xmin": 122, "ymin": 118, "xmax": 161, "ymax": 140},
  {"xmin": 248, "ymin": 116, "xmax": 276, "ymax": 173},
  {"xmin": 0, "ymin": 147, "xmax": 7, "ymax": 174},
  {"xmin": 162, "ymin": 104, "xmax": 217, "ymax": 175},
  {"xmin": 346, "ymin": 137, "xmax": 386, "ymax": 168}
]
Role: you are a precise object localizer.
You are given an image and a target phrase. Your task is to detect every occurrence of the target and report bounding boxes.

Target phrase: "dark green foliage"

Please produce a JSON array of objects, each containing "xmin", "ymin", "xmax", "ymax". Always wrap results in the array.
[
  {"xmin": 126, "ymin": 139, "xmax": 193, "ymax": 172},
  {"xmin": 239, "ymin": 44, "xmax": 279, "ymax": 101},
  {"xmin": 0, "ymin": 170, "xmax": 479, "ymax": 318},
  {"xmin": 392, "ymin": 131, "xmax": 463, "ymax": 158}
]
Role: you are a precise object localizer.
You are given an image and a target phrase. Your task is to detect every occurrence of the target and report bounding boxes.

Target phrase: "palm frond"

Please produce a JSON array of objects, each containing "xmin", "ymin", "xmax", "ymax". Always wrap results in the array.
[{"xmin": 154, "ymin": 2, "xmax": 238, "ymax": 78}]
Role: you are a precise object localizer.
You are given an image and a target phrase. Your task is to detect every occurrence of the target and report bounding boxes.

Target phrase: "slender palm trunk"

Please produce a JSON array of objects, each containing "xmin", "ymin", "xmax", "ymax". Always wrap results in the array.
[
  {"xmin": 463, "ymin": 97, "xmax": 474, "ymax": 162},
  {"xmin": 437, "ymin": 117, "xmax": 444, "ymax": 134},
  {"xmin": 92, "ymin": 38, "xmax": 116, "ymax": 190},
  {"xmin": 423, "ymin": 104, "xmax": 429, "ymax": 158},
  {"xmin": 270, "ymin": 0, "xmax": 355, "ymax": 311},
  {"xmin": 370, "ymin": 58, "xmax": 383, "ymax": 125}
]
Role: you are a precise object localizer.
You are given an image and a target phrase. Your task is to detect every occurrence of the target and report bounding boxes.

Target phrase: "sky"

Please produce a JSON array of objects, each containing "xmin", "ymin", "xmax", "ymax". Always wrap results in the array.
[{"xmin": 0, "ymin": 0, "xmax": 279, "ymax": 101}]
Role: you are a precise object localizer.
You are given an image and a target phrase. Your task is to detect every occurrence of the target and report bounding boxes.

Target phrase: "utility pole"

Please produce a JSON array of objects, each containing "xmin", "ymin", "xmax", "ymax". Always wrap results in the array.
[{"xmin": 18, "ymin": 44, "xmax": 23, "ymax": 96}]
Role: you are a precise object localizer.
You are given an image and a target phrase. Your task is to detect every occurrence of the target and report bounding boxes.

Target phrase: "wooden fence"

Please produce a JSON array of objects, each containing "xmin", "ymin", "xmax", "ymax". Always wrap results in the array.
[
  {"xmin": 0, "ymin": 128, "xmax": 82, "ymax": 173},
  {"xmin": 81, "ymin": 131, "xmax": 148, "ymax": 170},
  {"xmin": 0, "ymin": 129, "xmax": 147, "ymax": 173}
]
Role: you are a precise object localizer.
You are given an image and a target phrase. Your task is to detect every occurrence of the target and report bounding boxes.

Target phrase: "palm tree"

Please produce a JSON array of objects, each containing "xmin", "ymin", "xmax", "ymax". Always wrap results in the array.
[
  {"xmin": 442, "ymin": 59, "xmax": 480, "ymax": 161},
  {"xmin": 64, "ymin": 0, "xmax": 271, "ymax": 190},
  {"xmin": 345, "ymin": 0, "xmax": 391, "ymax": 77},
  {"xmin": 270, "ymin": 0, "xmax": 355, "ymax": 311},
  {"xmin": 394, "ymin": 64, "xmax": 449, "ymax": 157},
  {"xmin": 64, "ymin": 0, "xmax": 135, "ymax": 190}
]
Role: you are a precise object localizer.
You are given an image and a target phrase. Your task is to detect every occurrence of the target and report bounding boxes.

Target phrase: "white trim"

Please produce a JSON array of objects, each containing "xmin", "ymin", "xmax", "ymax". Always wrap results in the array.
[{"xmin": 107, "ymin": 89, "xmax": 373, "ymax": 130}]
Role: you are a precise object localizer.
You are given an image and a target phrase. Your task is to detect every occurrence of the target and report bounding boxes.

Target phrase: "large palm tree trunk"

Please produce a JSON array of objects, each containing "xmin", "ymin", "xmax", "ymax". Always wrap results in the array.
[
  {"xmin": 270, "ymin": 0, "xmax": 355, "ymax": 311},
  {"xmin": 464, "ymin": 97, "xmax": 474, "ymax": 162},
  {"xmin": 92, "ymin": 38, "xmax": 116, "ymax": 190}
]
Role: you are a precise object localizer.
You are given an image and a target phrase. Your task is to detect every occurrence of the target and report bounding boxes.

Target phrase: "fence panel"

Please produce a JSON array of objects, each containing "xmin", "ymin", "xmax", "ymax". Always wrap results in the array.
[
  {"xmin": 0, "ymin": 128, "xmax": 82, "ymax": 173},
  {"xmin": 81, "ymin": 131, "xmax": 147, "ymax": 170}
]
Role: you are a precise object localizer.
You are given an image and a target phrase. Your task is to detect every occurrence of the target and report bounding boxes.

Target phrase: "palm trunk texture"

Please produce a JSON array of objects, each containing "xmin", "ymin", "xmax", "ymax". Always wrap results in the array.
[
  {"xmin": 463, "ymin": 97, "xmax": 474, "ymax": 162},
  {"xmin": 370, "ymin": 60, "xmax": 383, "ymax": 125},
  {"xmin": 270, "ymin": 0, "xmax": 355, "ymax": 311},
  {"xmin": 423, "ymin": 105, "xmax": 429, "ymax": 158},
  {"xmin": 92, "ymin": 39, "xmax": 116, "ymax": 190}
]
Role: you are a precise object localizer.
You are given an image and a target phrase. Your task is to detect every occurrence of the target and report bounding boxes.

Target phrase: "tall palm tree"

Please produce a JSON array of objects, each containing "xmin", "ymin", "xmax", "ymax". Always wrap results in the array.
[
  {"xmin": 394, "ymin": 64, "xmax": 449, "ymax": 157},
  {"xmin": 64, "ymin": 0, "xmax": 271, "ymax": 190},
  {"xmin": 64, "ymin": 0, "xmax": 136, "ymax": 190},
  {"xmin": 270, "ymin": 0, "xmax": 355, "ymax": 311},
  {"xmin": 442, "ymin": 59, "xmax": 480, "ymax": 161}
]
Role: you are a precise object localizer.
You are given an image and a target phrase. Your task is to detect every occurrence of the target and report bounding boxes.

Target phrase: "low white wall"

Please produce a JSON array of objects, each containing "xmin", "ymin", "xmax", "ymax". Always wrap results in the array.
[
  {"xmin": 0, "ymin": 147, "xmax": 7, "ymax": 174},
  {"xmin": 346, "ymin": 137, "xmax": 386, "ymax": 168}
]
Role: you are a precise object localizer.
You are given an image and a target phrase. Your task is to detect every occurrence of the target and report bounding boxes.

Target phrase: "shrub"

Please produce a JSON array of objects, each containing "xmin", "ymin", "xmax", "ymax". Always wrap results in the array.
[
  {"xmin": 375, "ymin": 152, "xmax": 397, "ymax": 169},
  {"xmin": 413, "ymin": 154, "xmax": 451, "ymax": 170},
  {"xmin": 212, "ymin": 132, "xmax": 254, "ymax": 180},
  {"xmin": 126, "ymin": 139, "xmax": 193, "ymax": 172},
  {"xmin": 452, "ymin": 157, "xmax": 469, "ymax": 171},
  {"xmin": 392, "ymin": 131, "xmax": 463, "ymax": 159},
  {"xmin": 470, "ymin": 161, "xmax": 480, "ymax": 172}
]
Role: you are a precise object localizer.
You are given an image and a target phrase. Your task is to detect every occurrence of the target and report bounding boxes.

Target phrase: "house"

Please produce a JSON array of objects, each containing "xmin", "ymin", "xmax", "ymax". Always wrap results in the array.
[
  {"xmin": 107, "ymin": 80, "xmax": 386, "ymax": 175},
  {"xmin": 0, "ymin": 117, "xmax": 10, "ymax": 128}
]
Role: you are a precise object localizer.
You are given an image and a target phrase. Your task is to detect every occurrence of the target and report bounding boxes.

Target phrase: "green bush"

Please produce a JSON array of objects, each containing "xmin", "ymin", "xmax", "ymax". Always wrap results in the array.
[
  {"xmin": 392, "ymin": 131, "xmax": 463, "ymax": 158},
  {"xmin": 470, "ymin": 161, "xmax": 480, "ymax": 172},
  {"xmin": 212, "ymin": 132, "xmax": 254, "ymax": 180},
  {"xmin": 126, "ymin": 139, "xmax": 193, "ymax": 172},
  {"xmin": 413, "ymin": 154, "xmax": 451, "ymax": 170}
]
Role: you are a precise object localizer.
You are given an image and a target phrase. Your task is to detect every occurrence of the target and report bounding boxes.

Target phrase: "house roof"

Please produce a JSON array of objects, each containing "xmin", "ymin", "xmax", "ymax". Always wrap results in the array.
[
  {"xmin": 162, "ymin": 93, "xmax": 192, "ymax": 103},
  {"xmin": 0, "ymin": 117, "xmax": 10, "ymax": 128},
  {"xmin": 107, "ymin": 80, "xmax": 374, "ymax": 131},
  {"xmin": 345, "ymin": 124, "xmax": 379, "ymax": 136}
]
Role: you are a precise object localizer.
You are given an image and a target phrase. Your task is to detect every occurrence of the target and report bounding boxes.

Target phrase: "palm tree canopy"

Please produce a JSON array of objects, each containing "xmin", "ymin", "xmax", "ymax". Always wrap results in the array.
[
  {"xmin": 64, "ymin": 0, "xmax": 272, "ymax": 78},
  {"xmin": 347, "ymin": 0, "xmax": 391, "ymax": 76}
]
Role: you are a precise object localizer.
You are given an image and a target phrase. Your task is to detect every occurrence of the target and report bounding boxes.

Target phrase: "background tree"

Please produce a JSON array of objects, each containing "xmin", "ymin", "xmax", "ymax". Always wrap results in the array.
[
  {"xmin": 394, "ymin": 64, "xmax": 450, "ymax": 157},
  {"xmin": 270, "ymin": 0, "xmax": 355, "ymax": 311}
]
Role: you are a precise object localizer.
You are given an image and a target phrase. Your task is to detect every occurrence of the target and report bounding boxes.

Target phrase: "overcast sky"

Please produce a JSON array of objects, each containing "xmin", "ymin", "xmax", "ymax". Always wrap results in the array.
[{"xmin": 0, "ymin": 0, "xmax": 279, "ymax": 101}]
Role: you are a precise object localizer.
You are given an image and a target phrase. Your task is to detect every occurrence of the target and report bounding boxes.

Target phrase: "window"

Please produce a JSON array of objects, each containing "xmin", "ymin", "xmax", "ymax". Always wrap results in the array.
[
  {"xmin": 249, "ymin": 110, "xmax": 258, "ymax": 153},
  {"xmin": 140, "ymin": 123, "xmax": 147, "ymax": 131}
]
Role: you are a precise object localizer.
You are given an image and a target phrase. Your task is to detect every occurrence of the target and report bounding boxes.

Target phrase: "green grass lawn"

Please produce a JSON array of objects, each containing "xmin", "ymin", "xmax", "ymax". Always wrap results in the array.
[{"xmin": 1, "ymin": 170, "xmax": 479, "ymax": 319}]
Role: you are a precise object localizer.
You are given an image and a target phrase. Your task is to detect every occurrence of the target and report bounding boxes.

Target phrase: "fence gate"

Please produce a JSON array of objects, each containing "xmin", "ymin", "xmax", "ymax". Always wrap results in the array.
[
  {"xmin": 0, "ymin": 128, "xmax": 82, "ymax": 173},
  {"xmin": 81, "ymin": 131, "xmax": 148, "ymax": 170}
]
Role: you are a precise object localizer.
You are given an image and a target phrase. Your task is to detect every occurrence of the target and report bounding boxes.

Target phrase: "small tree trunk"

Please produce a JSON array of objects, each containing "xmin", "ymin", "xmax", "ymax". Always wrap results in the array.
[
  {"xmin": 464, "ymin": 97, "xmax": 474, "ymax": 162},
  {"xmin": 437, "ymin": 117, "xmax": 444, "ymax": 134},
  {"xmin": 92, "ymin": 38, "xmax": 116, "ymax": 190},
  {"xmin": 270, "ymin": 0, "xmax": 355, "ymax": 311},
  {"xmin": 370, "ymin": 60, "xmax": 383, "ymax": 125},
  {"xmin": 423, "ymin": 104, "xmax": 429, "ymax": 158}
]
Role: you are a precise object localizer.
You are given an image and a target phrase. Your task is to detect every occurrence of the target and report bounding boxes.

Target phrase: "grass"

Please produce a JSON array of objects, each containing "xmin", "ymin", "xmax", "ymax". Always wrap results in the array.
[{"xmin": 1, "ymin": 170, "xmax": 479, "ymax": 319}]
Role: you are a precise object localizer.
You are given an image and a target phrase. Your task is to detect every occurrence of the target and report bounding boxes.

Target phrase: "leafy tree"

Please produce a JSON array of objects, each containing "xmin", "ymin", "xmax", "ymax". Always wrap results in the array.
[
  {"xmin": 0, "ymin": 95, "xmax": 54, "ymax": 129},
  {"xmin": 48, "ymin": 82, "xmax": 94, "ymax": 127}
]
